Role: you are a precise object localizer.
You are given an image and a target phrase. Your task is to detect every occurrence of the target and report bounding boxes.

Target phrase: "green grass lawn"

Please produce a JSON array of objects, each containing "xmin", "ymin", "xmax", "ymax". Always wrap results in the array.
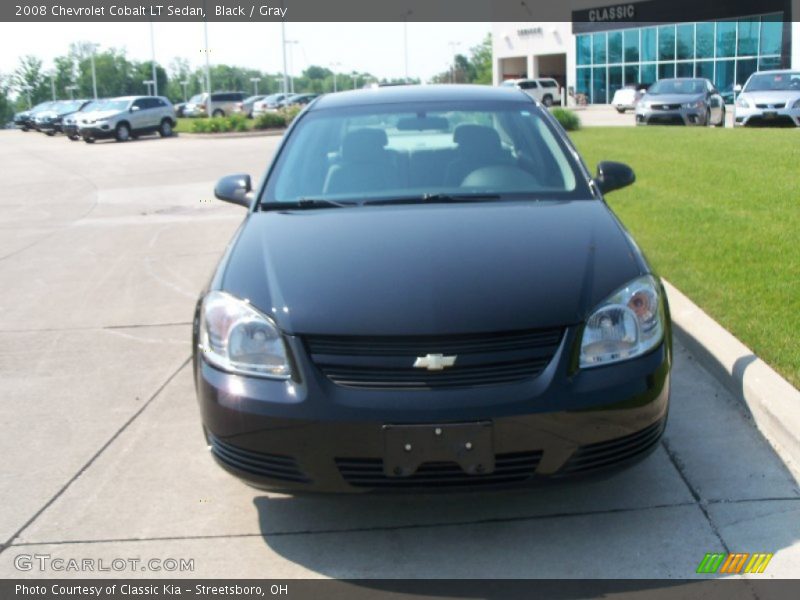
[{"xmin": 570, "ymin": 127, "xmax": 799, "ymax": 387}]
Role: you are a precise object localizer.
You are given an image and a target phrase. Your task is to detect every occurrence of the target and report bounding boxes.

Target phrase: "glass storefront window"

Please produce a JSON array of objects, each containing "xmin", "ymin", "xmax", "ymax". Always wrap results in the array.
[
  {"xmin": 577, "ymin": 34, "xmax": 592, "ymax": 66},
  {"xmin": 676, "ymin": 62, "xmax": 693, "ymax": 77},
  {"xmin": 641, "ymin": 28, "xmax": 657, "ymax": 62},
  {"xmin": 658, "ymin": 63, "xmax": 675, "ymax": 79},
  {"xmin": 609, "ymin": 66, "xmax": 622, "ymax": 99},
  {"xmin": 592, "ymin": 67, "xmax": 607, "ymax": 103},
  {"xmin": 758, "ymin": 56, "xmax": 781, "ymax": 71},
  {"xmin": 641, "ymin": 64, "xmax": 656, "ymax": 86},
  {"xmin": 658, "ymin": 25, "xmax": 676, "ymax": 61},
  {"xmin": 608, "ymin": 31, "xmax": 622, "ymax": 64},
  {"xmin": 677, "ymin": 24, "xmax": 694, "ymax": 60},
  {"xmin": 576, "ymin": 67, "xmax": 591, "ymax": 98},
  {"xmin": 695, "ymin": 60, "xmax": 714, "ymax": 81},
  {"xmin": 736, "ymin": 58, "xmax": 758, "ymax": 87},
  {"xmin": 759, "ymin": 16, "xmax": 782, "ymax": 56},
  {"xmin": 737, "ymin": 19, "xmax": 759, "ymax": 56},
  {"xmin": 714, "ymin": 59, "xmax": 735, "ymax": 98},
  {"xmin": 592, "ymin": 33, "xmax": 607, "ymax": 64},
  {"xmin": 624, "ymin": 29, "xmax": 639, "ymax": 63},
  {"xmin": 624, "ymin": 65, "xmax": 639, "ymax": 86},
  {"xmin": 696, "ymin": 22, "xmax": 715, "ymax": 59},
  {"xmin": 716, "ymin": 21, "xmax": 736, "ymax": 58}
]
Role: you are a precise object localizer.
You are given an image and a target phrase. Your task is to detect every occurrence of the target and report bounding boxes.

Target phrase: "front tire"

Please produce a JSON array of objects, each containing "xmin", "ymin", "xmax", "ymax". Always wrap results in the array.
[
  {"xmin": 542, "ymin": 95, "xmax": 553, "ymax": 107},
  {"xmin": 115, "ymin": 123, "xmax": 131, "ymax": 142},
  {"xmin": 158, "ymin": 119, "xmax": 173, "ymax": 137},
  {"xmin": 68, "ymin": 134, "xmax": 79, "ymax": 141},
  {"xmin": 212, "ymin": 109, "xmax": 224, "ymax": 118},
  {"xmin": 616, "ymin": 107, "xmax": 626, "ymax": 114},
  {"xmin": 83, "ymin": 136, "xmax": 95, "ymax": 144}
]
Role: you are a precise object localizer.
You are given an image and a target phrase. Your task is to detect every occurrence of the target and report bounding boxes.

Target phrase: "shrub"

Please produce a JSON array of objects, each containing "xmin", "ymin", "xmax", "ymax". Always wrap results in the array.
[
  {"xmin": 226, "ymin": 113, "xmax": 249, "ymax": 132},
  {"xmin": 279, "ymin": 105, "xmax": 302, "ymax": 125},
  {"xmin": 254, "ymin": 112, "xmax": 287, "ymax": 130},
  {"xmin": 550, "ymin": 108, "xmax": 581, "ymax": 131}
]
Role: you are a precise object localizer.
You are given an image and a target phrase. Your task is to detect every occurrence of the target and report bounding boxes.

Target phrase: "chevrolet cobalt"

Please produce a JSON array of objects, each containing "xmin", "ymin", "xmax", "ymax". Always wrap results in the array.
[{"xmin": 194, "ymin": 85, "xmax": 671, "ymax": 492}]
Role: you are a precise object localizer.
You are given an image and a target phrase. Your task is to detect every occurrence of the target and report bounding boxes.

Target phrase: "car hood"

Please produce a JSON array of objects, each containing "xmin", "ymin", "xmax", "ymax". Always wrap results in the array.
[
  {"xmin": 740, "ymin": 90, "xmax": 800, "ymax": 105},
  {"xmin": 220, "ymin": 201, "xmax": 644, "ymax": 336},
  {"xmin": 643, "ymin": 93, "xmax": 703, "ymax": 104},
  {"xmin": 80, "ymin": 109, "xmax": 121, "ymax": 121}
]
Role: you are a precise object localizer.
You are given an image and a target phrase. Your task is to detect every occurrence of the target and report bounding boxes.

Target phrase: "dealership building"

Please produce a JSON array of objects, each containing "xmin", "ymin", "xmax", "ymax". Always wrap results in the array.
[{"xmin": 492, "ymin": 0, "xmax": 800, "ymax": 103}]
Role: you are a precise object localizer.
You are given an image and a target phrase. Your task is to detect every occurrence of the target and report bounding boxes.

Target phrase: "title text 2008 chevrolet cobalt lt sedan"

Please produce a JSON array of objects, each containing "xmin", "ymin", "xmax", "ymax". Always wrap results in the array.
[{"xmin": 193, "ymin": 85, "xmax": 671, "ymax": 492}]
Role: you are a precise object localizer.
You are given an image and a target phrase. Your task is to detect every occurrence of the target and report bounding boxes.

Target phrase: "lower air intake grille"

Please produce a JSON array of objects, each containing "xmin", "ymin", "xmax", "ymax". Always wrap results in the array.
[
  {"xmin": 208, "ymin": 434, "xmax": 310, "ymax": 483},
  {"xmin": 336, "ymin": 451, "xmax": 543, "ymax": 489}
]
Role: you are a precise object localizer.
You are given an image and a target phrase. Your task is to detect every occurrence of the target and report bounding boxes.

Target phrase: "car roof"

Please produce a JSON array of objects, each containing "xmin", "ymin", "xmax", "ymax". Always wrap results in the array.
[{"xmin": 310, "ymin": 84, "xmax": 530, "ymax": 110}]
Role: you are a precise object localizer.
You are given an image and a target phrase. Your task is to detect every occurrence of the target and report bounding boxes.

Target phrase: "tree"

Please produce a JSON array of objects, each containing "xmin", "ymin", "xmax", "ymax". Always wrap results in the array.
[
  {"xmin": 0, "ymin": 72, "xmax": 14, "ymax": 123},
  {"xmin": 13, "ymin": 55, "xmax": 48, "ymax": 108},
  {"xmin": 428, "ymin": 33, "xmax": 493, "ymax": 85}
]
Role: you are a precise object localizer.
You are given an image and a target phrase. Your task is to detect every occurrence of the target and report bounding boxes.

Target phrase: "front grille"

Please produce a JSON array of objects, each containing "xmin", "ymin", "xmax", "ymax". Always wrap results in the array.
[
  {"xmin": 557, "ymin": 418, "xmax": 666, "ymax": 476},
  {"xmin": 305, "ymin": 328, "xmax": 563, "ymax": 389},
  {"xmin": 653, "ymin": 103, "xmax": 681, "ymax": 110},
  {"xmin": 756, "ymin": 103, "xmax": 786, "ymax": 109},
  {"xmin": 336, "ymin": 451, "xmax": 543, "ymax": 489},
  {"xmin": 646, "ymin": 115, "xmax": 685, "ymax": 125},
  {"xmin": 208, "ymin": 434, "xmax": 310, "ymax": 483}
]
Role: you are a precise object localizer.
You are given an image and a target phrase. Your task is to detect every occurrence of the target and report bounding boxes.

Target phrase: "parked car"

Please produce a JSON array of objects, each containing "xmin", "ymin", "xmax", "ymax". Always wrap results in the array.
[
  {"xmin": 635, "ymin": 78, "xmax": 725, "ymax": 126},
  {"xmin": 77, "ymin": 96, "xmax": 176, "ymax": 143},
  {"xmin": 183, "ymin": 92, "xmax": 246, "ymax": 118},
  {"xmin": 34, "ymin": 99, "xmax": 93, "ymax": 136},
  {"xmin": 174, "ymin": 102, "xmax": 187, "ymax": 118},
  {"xmin": 252, "ymin": 93, "xmax": 293, "ymax": 116},
  {"xmin": 195, "ymin": 85, "xmax": 672, "ymax": 493},
  {"xmin": 63, "ymin": 99, "xmax": 107, "ymax": 140},
  {"xmin": 233, "ymin": 95, "xmax": 266, "ymax": 118},
  {"xmin": 734, "ymin": 70, "xmax": 800, "ymax": 127},
  {"xmin": 14, "ymin": 101, "xmax": 56, "ymax": 131},
  {"xmin": 611, "ymin": 83, "xmax": 649, "ymax": 113},
  {"xmin": 281, "ymin": 93, "xmax": 319, "ymax": 108},
  {"xmin": 500, "ymin": 78, "xmax": 562, "ymax": 106}
]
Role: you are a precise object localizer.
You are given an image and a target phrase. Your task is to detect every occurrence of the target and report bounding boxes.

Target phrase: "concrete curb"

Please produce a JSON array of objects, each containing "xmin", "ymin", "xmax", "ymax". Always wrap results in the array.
[
  {"xmin": 664, "ymin": 280, "xmax": 800, "ymax": 476},
  {"xmin": 177, "ymin": 129, "xmax": 286, "ymax": 139}
]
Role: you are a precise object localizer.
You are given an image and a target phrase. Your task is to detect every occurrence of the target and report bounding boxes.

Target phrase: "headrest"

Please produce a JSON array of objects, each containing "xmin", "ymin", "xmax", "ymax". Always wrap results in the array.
[
  {"xmin": 341, "ymin": 128, "xmax": 389, "ymax": 161},
  {"xmin": 453, "ymin": 124, "xmax": 502, "ymax": 154}
]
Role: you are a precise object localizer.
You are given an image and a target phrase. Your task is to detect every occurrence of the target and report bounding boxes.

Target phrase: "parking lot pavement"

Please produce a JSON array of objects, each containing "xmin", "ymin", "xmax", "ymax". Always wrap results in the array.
[{"xmin": 0, "ymin": 130, "xmax": 798, "ymax": 579}]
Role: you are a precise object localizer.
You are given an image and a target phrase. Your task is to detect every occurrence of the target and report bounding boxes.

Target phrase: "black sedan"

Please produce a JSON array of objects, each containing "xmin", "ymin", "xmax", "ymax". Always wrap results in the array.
[
  {"xmin": 194, "ymin": 85, "xmax": 671, "ymax": 492},
  {"xmin": 14, "ymin": 101, "xmax": 56, "ymax": 131}
]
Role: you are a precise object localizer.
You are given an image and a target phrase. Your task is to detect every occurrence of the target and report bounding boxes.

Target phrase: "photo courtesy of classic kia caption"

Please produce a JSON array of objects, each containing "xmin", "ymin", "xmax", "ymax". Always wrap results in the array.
[{"xmin": 194, "ymin": 85, "xmax": 672, "ymax": 492}]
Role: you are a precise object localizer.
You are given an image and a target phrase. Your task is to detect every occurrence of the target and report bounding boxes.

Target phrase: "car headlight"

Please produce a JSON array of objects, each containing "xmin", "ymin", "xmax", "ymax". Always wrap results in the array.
[
  {"xmin": 579, "ymin": 275, "xmax": 665, "ymax": 368},
  {"xmin": 199, "ymin": 291, "xmax": 291, "ymax": 379},
  {"xmin": 792, "ymin": 99, "xmax": 800, "ymax": 109},
  {"xmin": 683, "ymin": 100, "xmax": 704, "ymax": 109},
  {"xmin": 736, "ymin": 97, "xmax": 751, "ymax": 108}
]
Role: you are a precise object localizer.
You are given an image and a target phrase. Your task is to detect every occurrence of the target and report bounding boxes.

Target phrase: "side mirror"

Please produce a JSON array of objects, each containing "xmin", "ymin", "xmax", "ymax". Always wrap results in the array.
[
  {"xmin": 595, "ymin": 161, "xmax": 635, "ymax": 195},
  {"xmin": 734, "ymin": 84, "xmax": 743, "ymax": 93},
  {"xmin": 214, "ymin": 173, "xmax": 253, "ymax": 207}
]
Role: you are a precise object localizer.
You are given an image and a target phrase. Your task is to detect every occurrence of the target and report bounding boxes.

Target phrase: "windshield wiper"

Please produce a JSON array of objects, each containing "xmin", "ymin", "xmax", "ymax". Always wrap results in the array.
[
  {"xmin": 260, "ymin": 198, "xmax": 356, "ymax": 211},
  {"xmin": 364, "ymin": 193, "xmax": 502, "ymax": 206}
]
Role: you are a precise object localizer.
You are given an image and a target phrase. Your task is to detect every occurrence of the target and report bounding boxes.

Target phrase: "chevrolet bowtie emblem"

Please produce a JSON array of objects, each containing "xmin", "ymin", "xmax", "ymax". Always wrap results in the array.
[{"xmin": 413, "ymin": 353, "xmax": 457, "ymax": 371}]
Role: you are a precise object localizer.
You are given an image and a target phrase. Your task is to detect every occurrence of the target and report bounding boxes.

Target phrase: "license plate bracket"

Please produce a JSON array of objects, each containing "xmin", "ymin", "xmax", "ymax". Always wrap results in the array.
[
  {"xmin": 764, "ymin": 111, "xmax": 777, "ymax": 119},
  {"xmin": 383, "ymin": 422, "xmax": 494, "ymax": 478}
]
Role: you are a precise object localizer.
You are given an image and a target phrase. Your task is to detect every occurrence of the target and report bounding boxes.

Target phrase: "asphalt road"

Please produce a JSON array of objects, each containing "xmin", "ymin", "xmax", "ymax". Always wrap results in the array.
[{"xmin": 0, "ymin": 129, "xmax": 798, "ymax": 580}]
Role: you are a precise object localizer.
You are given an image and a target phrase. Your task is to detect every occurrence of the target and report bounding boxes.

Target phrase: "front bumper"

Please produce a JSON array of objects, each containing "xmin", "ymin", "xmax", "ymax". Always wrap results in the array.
[
  {"xmin": 78, "ymin": 123, "xmax": 115, "ymax": 139},
  {"xmin": 636, "ymin": 107, "xmax": 705, "ymax": 126},
  {"xmin": 734, "ymin": 106, "xmax": 800, "ymax": 127},
  {"xmin": 195, "ymin": 326, "xmax": 671, "ymax": 493}
]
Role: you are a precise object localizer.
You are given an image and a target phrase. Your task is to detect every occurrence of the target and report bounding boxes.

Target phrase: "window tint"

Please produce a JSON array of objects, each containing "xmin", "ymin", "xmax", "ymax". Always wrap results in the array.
[
  {"xmin": 264, "ymin": 102, "xmax": 586, "ymax": 204},
  {"xmin": 519, "ymin": 81, "xmax": 538, "ymax": 89},
  {"xmin": 539, "ymin": 80, "xmax": 558, "ymax": 88}
]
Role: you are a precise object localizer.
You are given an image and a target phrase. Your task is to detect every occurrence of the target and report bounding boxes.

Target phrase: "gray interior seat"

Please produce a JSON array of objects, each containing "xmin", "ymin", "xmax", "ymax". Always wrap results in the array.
[
  {"xmin": 323, "ymin": 128, "xmax": 399, "ymax": 195},
  {"xmin": 444, "ymin": 124, "xmax": 514, "ymax": 186}
]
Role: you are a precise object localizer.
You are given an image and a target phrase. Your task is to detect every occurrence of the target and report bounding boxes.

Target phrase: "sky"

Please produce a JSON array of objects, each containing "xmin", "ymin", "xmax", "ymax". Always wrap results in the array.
[{"xmin": 0, "ymin": 21, "xmax": 490, "ymax": 85}]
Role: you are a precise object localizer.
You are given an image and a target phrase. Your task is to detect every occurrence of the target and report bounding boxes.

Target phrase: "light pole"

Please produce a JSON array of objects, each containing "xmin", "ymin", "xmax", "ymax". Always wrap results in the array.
[
  {"xmin": 402, "ymin": 10, "xmax": 412, "ymax": 82},
  {"xmin": 448, "ymin": 41, "xmax": 461, "ymax": 84},
  {"xmin": 285, "ymin": 40, "xmax": 298, "ymax": 94},
  {"xmin": 143, "ymin": 79, "xmax": 155, "ymax": 95},
  {"xmin": 352, "ymin": 72, "xmax": 358, "ymax": 89},
  {"xmin": 203, "ymin": 20, "xmax": 211, "ymax": 93},
  {"xmin": 149, "ymin": 21, "xmax": 158, "ymax": 96},
  {"xmin": 330, "ymin": 61, "xmax": 341, "ymax": 92},
  {"xmin": 249, "ymin": 77, "xmax": 261, "ymax": 96},
  {"xmin": 89, "ymin": 43, "xmax": 100, "ymax": 99},
  {"xmin": 180, "ymin": 80, "xmax": 189, "ymax": 101},
  {"xmin": 280, "ymin": 21, "xmax": 289, "ymax": 97},
  {"xmin": 20, "ymin": 85, "xmax": 32, "ymax": 108},
  {"xmin": 66, "ymin": 84, "xmax": 79, "ymax": 100}
]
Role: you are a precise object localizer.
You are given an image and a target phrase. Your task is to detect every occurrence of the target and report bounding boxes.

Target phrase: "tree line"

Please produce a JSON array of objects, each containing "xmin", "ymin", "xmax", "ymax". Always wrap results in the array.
[{"xmin": 1, "ymin": 34, "xmax": 492, "ymax": 123}]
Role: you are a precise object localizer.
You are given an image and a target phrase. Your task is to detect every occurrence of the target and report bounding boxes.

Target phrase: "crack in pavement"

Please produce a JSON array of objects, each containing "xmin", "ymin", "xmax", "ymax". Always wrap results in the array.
[{"xmin": 0, "ymin": 357, "xmax": 192, "ymax": 557}]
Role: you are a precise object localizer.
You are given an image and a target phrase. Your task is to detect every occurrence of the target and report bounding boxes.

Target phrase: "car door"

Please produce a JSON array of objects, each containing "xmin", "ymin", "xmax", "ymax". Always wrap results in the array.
[{"xmin": 129, "ymin": 98, "xmax": 149, "ymax": 131}]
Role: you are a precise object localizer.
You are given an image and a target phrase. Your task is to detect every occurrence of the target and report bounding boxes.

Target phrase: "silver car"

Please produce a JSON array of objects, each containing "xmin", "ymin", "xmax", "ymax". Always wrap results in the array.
[
  {"xmin": 734, "ymin": 70, "xmax": 800, "ymax": 127},
  {"xmin": 635, "ymin": 78, "xmax": 726, "ymax": 126},
  {"xmin": 183, "ymin": 92, "xmax": 246, "ymax": 118},
  {"xmin": 77, "ymin": 96, "xmax": 176, "ymax": 143}
]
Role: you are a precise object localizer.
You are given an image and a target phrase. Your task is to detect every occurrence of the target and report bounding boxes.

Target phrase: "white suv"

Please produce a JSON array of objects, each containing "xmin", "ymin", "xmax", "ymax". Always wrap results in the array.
[
  {"xmin": 78, "ymin": 96, "xmax": 176, "ymax": 143},
  {"xmin": 501, "ymin": 78, "xmax": 561, "ymax": 106}
]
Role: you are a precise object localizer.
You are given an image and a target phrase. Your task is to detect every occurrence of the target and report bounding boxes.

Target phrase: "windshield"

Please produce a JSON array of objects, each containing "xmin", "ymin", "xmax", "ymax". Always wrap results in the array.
[
  {"xmin": 648, "ymin": 79, "xmax": 705, "ymax": 95},
  {"xmin": 58, "ymin": 100, "xmax": 84, "ymax": 113},
  {"xmin": 263, "ymin": 101, "xmax": 587, "ymax": 205},
  {"xmin": 188, "ymin": 94, "xmax": 204, "ymax": 104},
  {"xmin": 96, "ymin": 99, "xmax": 130, "ymax": 112},
  {"xmin": 744, "ymin": 72, "xmax": 800, "ymax": 92}
]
